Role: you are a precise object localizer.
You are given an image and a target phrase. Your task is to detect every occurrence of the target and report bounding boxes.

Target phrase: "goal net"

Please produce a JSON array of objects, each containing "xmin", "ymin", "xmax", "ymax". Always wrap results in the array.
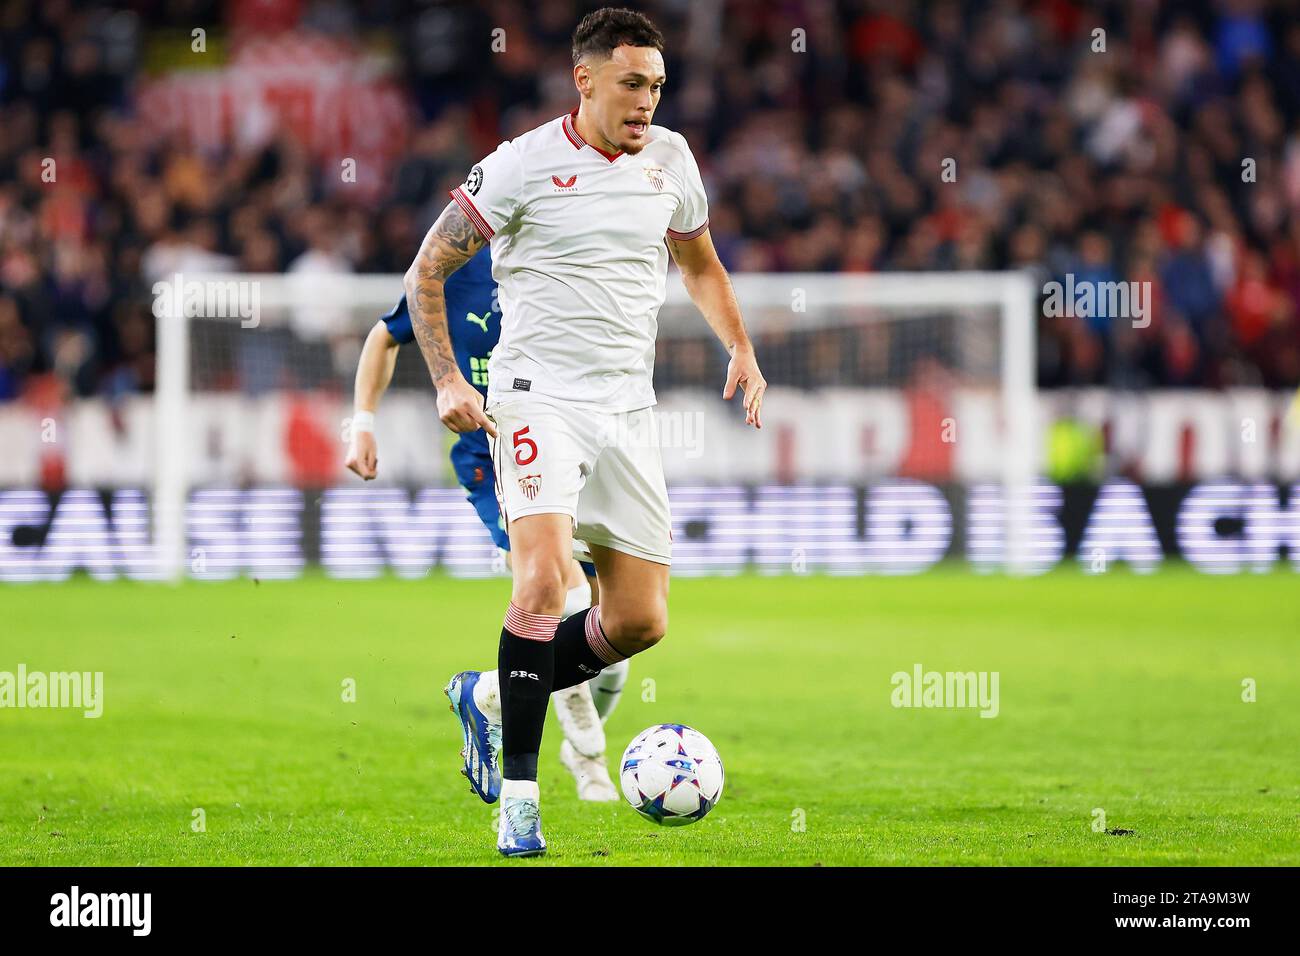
[{"xmin": 153, "ymin": 270, "xmax": 1038, "ymax": 580}]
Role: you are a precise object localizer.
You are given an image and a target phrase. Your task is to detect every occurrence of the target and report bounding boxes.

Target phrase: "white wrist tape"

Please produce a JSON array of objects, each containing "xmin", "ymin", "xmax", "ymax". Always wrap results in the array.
[{"xmin": 351, "ymin": 410, "xmax": 376, "ymax": 434}]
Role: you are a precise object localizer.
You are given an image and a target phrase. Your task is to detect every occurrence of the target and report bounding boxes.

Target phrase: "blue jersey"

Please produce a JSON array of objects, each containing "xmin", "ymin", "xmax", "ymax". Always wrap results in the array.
[
  {"xmin": 381, "ymin": 246, "xmax": 499, "ymax": 404},
  {"xmin": 382, "ymin": 247, "xmax": 507, "ymax": 548}
]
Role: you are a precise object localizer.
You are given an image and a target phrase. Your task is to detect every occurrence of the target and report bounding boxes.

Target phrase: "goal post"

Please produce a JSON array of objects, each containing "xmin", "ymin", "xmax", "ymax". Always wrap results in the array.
[
  {"xmin": 152, "ymin": 274, "xmax": 189, "ymax": 584},
  {"xmin": 153, "ymin": 270, "xmax": 1039, "ymax": 580}
]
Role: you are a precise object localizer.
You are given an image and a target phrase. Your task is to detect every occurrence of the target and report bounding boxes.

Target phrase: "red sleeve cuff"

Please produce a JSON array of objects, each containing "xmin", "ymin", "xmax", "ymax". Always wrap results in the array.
[
  {"xmin": 449, "ymin": 187, "xmax": 495, "ymax": 241},
  {"xmin": 666, "ymin": 218, "xmax": 709, "ymax": 241}
]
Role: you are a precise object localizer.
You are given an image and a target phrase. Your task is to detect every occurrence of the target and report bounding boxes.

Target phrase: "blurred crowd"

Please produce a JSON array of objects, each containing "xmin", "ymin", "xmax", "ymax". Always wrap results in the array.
[{"xmin": 2, "ymin": 0, "xmax": 1300, "ymax": 403}]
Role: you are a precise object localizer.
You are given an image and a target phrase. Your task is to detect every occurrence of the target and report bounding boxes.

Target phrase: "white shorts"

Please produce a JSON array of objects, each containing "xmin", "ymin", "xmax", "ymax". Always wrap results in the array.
[{"xmin": 487, "ymin": 396, "xmax": 672, "ymax": 566}]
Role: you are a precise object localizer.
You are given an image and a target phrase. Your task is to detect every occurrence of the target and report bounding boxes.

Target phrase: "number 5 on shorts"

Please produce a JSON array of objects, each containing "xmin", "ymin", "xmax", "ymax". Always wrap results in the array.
[{"xmin": 513, "ymin": 426, "xmax": 538, "ymax": 466}]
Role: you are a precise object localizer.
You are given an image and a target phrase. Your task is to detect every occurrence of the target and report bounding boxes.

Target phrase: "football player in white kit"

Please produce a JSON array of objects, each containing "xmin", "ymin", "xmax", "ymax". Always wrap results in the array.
[{"xmin": 404, "ymin": 7, "xmax": 766, "ymax": 857}]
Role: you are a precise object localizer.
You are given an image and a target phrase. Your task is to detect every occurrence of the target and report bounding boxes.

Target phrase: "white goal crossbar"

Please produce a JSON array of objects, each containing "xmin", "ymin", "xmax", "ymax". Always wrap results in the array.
[{"xmin": 154, "ymin": 270, "xmax": 1038, "ymax": 579}]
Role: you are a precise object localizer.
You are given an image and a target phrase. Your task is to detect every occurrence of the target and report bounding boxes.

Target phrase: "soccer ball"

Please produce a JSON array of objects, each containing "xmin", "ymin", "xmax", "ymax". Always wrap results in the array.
[{"xmin": 619, "ymin": 724, "xmax": 724, "ymax": 826}]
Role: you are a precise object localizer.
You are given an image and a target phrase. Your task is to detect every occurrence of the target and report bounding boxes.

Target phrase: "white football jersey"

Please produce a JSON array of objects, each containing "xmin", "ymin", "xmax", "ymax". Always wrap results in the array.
[{"xmin": 450, "ymin": 108, "xmax": 709, "ymax": 412}]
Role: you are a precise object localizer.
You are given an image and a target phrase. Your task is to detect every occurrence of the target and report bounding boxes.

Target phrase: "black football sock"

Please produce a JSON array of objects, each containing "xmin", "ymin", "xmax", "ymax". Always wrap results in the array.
[
  {"xmin": 551, "ymin": 605, "xmax": 628, "ymax": 693},
  {"xmin": 498, "ymin": 603, "xmax": 559, "ymax": 782}
]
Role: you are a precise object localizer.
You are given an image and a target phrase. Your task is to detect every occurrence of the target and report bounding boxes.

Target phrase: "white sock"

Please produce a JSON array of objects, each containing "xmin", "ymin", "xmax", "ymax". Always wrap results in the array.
[
  {"xmin": 562, "ymin": 581, "xmax": 592, "ymax": 619},
  {"xmin": 501, "ymin": 779, "xmax": 539, "ymax": 801},
  {"xmin": 589, "ymin": 658, "xmax": 628, "ymax": 722},
  {"xmin": 473, "ymin": 670, "xmax": 501, "ymax": 723}
]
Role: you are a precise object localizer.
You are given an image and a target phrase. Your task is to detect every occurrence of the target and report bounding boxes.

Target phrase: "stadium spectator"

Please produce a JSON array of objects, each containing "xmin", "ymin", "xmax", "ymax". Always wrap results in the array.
[{"xmin": 1, "ymin": 0, "xmax": 1300, "ymax": 399}]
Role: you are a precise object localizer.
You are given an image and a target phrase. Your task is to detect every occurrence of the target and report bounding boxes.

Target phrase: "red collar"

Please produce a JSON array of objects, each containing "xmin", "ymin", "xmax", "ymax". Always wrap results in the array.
[{"xmin": 563, "ymin": 107, "xmax": 623, "ymax": 162}]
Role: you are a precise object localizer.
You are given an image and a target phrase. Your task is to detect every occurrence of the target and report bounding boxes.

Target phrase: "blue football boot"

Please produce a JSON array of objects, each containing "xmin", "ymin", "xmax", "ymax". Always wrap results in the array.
[
  {"xmin": 444, "ymin": 671, "xmax": 501, "ymax": 804},
  {"xmin": 497, "ymin": 795, "xmax": 546, "ymax": 858}
]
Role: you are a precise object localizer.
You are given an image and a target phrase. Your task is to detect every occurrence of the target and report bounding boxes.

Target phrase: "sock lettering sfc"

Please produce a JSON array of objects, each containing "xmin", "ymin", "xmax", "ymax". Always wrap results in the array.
[{"xmin": 497, "ymin": 602, "xmax": 558, "ymax": 782}]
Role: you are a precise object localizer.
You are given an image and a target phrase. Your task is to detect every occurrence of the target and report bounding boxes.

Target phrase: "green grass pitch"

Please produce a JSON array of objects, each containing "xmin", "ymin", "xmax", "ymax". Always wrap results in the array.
[{"xmin": 2, "ymin": 567, "xmax": 1297, "ymax": 866}]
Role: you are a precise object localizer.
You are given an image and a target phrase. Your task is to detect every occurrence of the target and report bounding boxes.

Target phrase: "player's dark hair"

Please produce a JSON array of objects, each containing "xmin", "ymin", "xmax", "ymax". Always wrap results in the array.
[{"xmin": 571, "ymin": 7, "xmax": 664, "ymax": 66}]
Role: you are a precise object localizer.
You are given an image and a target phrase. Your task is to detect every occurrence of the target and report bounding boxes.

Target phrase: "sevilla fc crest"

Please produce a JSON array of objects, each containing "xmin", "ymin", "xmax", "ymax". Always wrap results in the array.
[
  {"xmin": 643, "ymin": 164, "xmax": 665, "ymax": 191},
  {"xmin": 518, "ymin": 474, "xmax": 541, "ymax": 501}
]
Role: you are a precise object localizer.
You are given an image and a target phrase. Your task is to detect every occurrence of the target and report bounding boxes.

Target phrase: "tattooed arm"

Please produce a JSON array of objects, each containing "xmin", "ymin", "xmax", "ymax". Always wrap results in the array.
[{"xmin": 403, "ymin": 201, "xmax": 496, "ymax": 436}]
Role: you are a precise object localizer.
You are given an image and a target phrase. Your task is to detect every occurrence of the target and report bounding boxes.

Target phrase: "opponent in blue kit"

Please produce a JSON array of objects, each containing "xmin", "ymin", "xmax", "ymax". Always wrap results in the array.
[{"xmin": 344, "ymin": 247, "xmax": 628, "ymax": 802}]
